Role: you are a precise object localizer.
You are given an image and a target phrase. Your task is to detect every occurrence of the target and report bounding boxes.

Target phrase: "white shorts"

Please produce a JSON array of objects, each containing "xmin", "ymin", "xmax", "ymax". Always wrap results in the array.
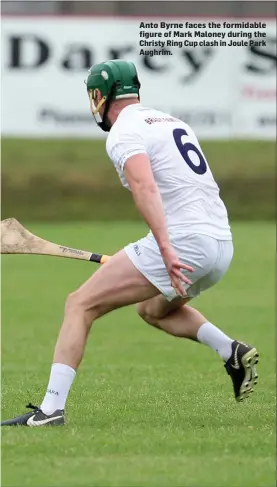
[{"xmin": 124, "ymin": 233, "xmax": 234, "ymax": 302}]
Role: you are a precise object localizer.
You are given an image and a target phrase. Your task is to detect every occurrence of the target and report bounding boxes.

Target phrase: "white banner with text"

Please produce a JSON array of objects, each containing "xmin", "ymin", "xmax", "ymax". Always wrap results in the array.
[{"xmin": 1, "ymin": 17, "xmax": 276, "ymax": 139}]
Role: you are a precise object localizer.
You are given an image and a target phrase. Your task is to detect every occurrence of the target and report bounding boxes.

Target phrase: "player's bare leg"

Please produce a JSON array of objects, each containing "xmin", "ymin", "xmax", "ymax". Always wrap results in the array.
[
  {"xmin": 1, "ymin": 250, "xmax": 160, "ymax": 427},
  {"xmin": 53, "ymin": 250, "xmax": 159, "ymax": 370},
  {"xmin": 137, "ymin": 294, "xmax": 201, "ymax": 338},
  {"xmin": 137, "ymin": 295, "xmax": 259, "ymax": 401}
]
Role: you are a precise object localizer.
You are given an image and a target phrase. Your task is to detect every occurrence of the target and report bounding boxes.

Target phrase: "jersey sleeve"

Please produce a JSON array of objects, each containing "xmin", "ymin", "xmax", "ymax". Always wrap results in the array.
[{"xmin": 106, "ymin": 119, "xmax": 147, "ymax": 172}]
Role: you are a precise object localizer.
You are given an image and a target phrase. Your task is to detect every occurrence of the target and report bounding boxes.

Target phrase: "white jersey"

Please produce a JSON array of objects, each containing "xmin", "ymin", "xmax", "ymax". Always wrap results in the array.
[{"xmin": 106, "ymin": 104, "xmax": 232, "ymax": 241}]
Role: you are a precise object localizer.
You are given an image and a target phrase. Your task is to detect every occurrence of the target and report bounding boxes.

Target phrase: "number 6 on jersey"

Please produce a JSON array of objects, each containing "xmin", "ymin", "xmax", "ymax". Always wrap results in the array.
[{"xmin": 173, "ymin": 128, "xmax": 207, "ymax": 175}]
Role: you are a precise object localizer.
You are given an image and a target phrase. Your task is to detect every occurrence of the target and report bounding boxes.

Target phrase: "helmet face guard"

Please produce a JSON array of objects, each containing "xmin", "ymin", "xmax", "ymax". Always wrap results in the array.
[
  {"xmin": 85, "ymin": 60, "xmax": 140, "ymax": 132},
  {"xmin": 88, "ymin": 89, "xmax": 110, "ymax": 132},
  {"xmin": 88, "ymin": 89, "xmax": 107, "ymax": 116}
]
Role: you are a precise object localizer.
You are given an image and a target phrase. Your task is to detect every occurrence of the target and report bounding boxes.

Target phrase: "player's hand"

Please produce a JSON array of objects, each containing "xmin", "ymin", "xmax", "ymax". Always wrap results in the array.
[{"xmin": 161, "ymin": 245, "xmax": 194, "ymax": 297}]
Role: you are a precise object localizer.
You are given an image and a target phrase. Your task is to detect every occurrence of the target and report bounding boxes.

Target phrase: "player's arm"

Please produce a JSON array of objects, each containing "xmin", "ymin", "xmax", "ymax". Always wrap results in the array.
[
  {"xmin": 123, "ymin": 153, "xmax": 171, "ymax": 253},
  {"xmin": 124, "ymin": 154, "xmax": 193, "ymax": 292}
]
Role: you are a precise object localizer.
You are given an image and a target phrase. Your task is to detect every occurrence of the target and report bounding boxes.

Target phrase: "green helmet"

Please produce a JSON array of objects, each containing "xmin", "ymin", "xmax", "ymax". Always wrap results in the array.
[{"xmin": 86, "ymin": 59, "xmax": 141, "ymax": 132}]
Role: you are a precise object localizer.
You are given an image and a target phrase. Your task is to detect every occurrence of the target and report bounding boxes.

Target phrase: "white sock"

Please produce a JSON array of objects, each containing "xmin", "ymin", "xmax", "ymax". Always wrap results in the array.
[
  {"xmin": 40, "ymin": 363, "xmax": 76, "ymax": 415},
  {"xmin": 197, "ymin": 322, "xmax": 233, "ymax": 361}
]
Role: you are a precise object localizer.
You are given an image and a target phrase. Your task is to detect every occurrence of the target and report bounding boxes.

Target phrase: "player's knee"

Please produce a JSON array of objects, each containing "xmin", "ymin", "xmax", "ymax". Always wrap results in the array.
[
  {"xmin": 136, "ymin": 303, "xmax": 158, "ymax": 326},
  {"xmin": 65, "ymin": 291, "xmax": 101, "ymax": 326},
  {"xmin": 136, "ymin": 302, "xmax": 148, "ymax": 321}
]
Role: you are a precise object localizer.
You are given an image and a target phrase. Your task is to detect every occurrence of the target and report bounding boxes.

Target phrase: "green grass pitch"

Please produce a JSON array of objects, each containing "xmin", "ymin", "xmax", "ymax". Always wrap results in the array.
[{"xmin": 1, "ymin": 221, "xmax": 275, "ymax": 487}]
